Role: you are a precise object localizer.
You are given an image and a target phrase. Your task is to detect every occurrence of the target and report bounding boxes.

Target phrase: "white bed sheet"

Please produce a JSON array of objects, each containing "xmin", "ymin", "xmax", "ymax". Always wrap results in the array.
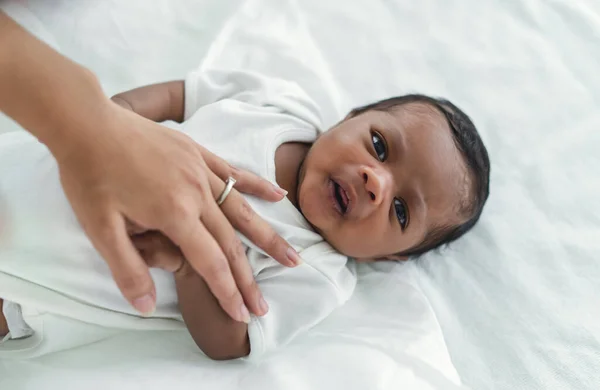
[{"xmin": 1, "ymin": 0, "xmax": 599, "ymax": 389}]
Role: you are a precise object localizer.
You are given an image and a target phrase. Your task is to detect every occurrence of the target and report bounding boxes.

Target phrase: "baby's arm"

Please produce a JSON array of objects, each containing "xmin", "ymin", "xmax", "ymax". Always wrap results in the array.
[
  {"xmin": 175, "ymin": 261, "xmax": 250, "ymax": 360},
  {"xmin": 111, "ymin": 81, "xmax": 185, "ymax": 123},
  {"xmin": 132, "ymin": 232, "xmax": 249, "ymax": 360},
  {"xmin": 0, "ymin": 299, "xmax": 8, "ymax": 337}
]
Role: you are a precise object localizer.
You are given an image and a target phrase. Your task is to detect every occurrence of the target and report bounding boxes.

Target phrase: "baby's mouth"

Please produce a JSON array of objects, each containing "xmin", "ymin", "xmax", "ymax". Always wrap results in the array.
[{"xmin": 332, "ymin": 179, "xmax": 349, "ymax": 215}]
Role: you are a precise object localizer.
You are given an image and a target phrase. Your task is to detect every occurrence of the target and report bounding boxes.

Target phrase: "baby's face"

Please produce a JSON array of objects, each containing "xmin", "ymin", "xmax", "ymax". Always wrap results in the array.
[{"xmin": 297, "ymin": 103, "xmax": 469, "ymax": 260}]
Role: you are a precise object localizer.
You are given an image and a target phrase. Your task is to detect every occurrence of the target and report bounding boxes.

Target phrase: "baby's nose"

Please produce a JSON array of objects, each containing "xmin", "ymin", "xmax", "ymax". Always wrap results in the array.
[{"xmin": 359, "ymin": 165, "xmax": 392, "ymax": 206}]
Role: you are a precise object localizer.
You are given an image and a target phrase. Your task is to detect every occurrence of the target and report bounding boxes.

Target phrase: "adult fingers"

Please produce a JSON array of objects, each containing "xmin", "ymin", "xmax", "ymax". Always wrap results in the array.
[
  {"xmin": 82, "ymin": 208, "xmax": 156, "ymax": 315},
  {"xmin": 163, "ymin": 211, "xmax": 250, "ymax": 324},
  {"xmin": 231, "ymin": 167, "xmax": 288, "ymax": 202},
  {"xmin": 200, "ymin": 195, "xmax": 268, "ymax": 317},
  {"xmin": 199, "ymin": 145, "xmax": 285, "ymax": 202},
  {"xmin": 131, "ymin": 231, "xmax": 184, "ymax": 273},
  {"xmin": 208, "ymin": 173, "xmax": 301, "ymax": 268}
]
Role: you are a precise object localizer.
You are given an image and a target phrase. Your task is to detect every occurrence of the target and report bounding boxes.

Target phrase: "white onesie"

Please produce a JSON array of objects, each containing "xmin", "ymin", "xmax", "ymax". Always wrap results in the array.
[{"xmin": 0, "ymin": 70, "xmax": 356, "ymax": 360}]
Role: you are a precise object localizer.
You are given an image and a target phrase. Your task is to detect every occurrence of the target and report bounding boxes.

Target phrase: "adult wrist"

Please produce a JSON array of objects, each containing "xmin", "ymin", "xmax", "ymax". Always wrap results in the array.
[{"xmin": 40, "ymin": 71, "xmax": 113, "ymax": 163}]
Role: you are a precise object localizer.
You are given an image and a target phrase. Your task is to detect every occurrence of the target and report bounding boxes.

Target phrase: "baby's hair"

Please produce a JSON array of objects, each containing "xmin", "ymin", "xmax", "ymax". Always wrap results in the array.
[{"xmin": 349, "ymin": 94, "xmax": 491, "ymax": 257}]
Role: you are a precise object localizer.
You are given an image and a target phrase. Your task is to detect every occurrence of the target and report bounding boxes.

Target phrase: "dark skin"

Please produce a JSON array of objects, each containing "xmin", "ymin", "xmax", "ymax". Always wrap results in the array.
[
  {"xmin": 0, "ymin": 299, "xmax": 8, "ymax": 337},
  {"xmin": 53, "ymin": 80, "xmax": 466, "ymax": 360},
  {"xmin": 298, "ymin": 105, "xmax": 470, "ymax": 260},
  {"xmin": 133, "ymin": 234, "xmax": 250, "ymax": 360}
]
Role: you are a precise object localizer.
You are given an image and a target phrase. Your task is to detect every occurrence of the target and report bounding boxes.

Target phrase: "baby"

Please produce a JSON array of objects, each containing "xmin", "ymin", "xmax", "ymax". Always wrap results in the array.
[{"xmin": 0, "ymin": 69, "xmax": 490, "ymax": 360}]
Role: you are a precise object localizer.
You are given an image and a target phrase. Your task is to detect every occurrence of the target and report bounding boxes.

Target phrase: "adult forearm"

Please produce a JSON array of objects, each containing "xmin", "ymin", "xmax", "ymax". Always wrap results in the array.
[{"xmin": 0, "ymin": 12, "xmax": 107, "ymax": 156}]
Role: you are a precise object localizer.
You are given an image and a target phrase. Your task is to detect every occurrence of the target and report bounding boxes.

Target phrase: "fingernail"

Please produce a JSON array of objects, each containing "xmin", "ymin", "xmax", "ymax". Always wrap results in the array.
[
  {"xmin": 133, "ymin": 294, "xmax": 155, "ymax": 316},
  {"xmin": 273, "ymin": 185, "xmax": 288, "ymax": 197},
  {"xmin": 286, "ymin": 247, "xmax": 302, "ymax": 266},
  {"xmin": 259, "ymin": 297, "xmax": 269, "ymax": 315},
  {"xmin": 240, "ymin": 304, "xmax": 251, "ymax": 324}
]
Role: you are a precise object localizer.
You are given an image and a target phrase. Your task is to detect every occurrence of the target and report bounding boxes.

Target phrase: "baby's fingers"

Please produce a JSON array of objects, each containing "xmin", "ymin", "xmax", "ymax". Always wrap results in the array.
[{"xmin": 131, "ymin": 232, "xmax": 184, "ymax": 273}]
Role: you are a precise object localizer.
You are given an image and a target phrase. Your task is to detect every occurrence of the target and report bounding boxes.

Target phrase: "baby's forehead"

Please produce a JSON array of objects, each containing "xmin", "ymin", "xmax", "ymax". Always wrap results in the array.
[
  {"xmin": 371, "ymin": 102, "xmax": 457, "ymax": 163},
  {"xmin": 385, "ymin": 101, "xmax": 449, "ymax": 130}
]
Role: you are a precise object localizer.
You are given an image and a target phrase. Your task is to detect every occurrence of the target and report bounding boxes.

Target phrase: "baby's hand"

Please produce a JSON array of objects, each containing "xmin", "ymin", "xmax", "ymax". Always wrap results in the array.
[{"xmin": 131, "ymin": 231, "xmax": 186, "ymax": 273}]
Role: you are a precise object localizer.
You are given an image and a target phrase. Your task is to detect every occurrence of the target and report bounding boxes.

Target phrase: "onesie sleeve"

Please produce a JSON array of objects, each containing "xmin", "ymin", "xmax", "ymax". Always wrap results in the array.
[
  {"xmin": 245, "ymin": 243, "xmax": 357, "ymax": 360},
  {"xmin": 184, "ymin": 69, "xmax": 322, "ymax": 129}
]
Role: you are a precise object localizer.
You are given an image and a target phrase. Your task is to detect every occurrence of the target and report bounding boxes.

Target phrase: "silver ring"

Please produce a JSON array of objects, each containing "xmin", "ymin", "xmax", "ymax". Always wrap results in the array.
[{"xmin": 216, "ymin": 176, "xmax": 236, "ymax": 206}]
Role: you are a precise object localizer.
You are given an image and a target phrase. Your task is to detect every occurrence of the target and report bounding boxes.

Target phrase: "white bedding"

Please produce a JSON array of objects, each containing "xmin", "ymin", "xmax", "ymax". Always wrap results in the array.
[{"xmin": 1, "ymin": 0, "xmax": 599, "ymax": 389}]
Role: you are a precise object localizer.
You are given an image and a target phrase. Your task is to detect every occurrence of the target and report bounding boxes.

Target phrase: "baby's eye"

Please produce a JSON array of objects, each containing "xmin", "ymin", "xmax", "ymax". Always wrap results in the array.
[
  {"xmin": 394, "ymin": 198, "xmax": 408, "ymax": 230},
  {"xmin": 371, "ymin": 131, "xmax": 387, "ymax": 162}
]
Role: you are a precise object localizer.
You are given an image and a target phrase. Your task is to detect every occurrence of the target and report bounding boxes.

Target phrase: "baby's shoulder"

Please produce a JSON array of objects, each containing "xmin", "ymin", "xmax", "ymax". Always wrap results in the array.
[{"xmin": 187, "ymin": 69, "xmax": 324, "ymax": 131}]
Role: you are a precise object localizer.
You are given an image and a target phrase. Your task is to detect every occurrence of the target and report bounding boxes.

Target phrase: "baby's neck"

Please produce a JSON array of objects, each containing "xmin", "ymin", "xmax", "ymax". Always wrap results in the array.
[{"xmin": 274, "ymin": 142, "xmax": 311, "ymax": 209}]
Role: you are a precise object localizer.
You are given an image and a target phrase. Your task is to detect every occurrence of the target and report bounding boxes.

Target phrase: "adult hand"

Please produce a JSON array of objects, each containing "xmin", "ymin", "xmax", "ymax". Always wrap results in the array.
[
  {"xmin": 1, "ymin": 12, "xmax": 302, "ymax": 322},
  {"xmin": 55, "ymin": 102, "xmax": 301, "ymax": 322}
]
